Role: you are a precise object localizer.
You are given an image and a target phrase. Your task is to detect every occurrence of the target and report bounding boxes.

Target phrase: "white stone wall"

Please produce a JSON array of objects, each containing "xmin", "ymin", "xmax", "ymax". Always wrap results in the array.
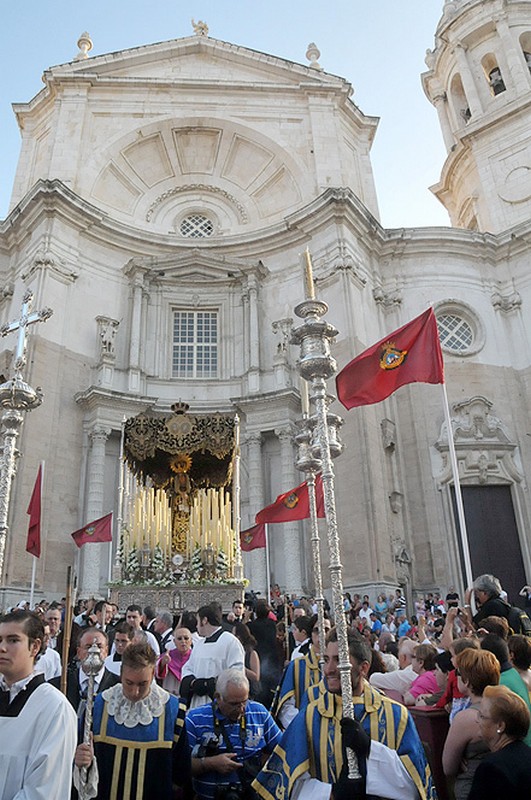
[{"xmin": 1, "ymin": 23, "xmax": 531, "ymax": 601}]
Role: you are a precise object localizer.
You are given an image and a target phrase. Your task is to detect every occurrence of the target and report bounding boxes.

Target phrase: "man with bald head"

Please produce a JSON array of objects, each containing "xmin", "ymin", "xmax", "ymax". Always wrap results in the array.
[{"xmin": 66, "ymin": 628, "xmax": 120, "ymax": 712}]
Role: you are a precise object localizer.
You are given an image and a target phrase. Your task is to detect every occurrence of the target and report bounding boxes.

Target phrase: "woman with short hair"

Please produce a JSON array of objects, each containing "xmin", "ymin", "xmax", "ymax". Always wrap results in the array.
[
  {"xmin": 468, "ymin": 684, "xmax": 531, "ymax": 798},
  {"xmin": 508, "ymin": 633, "xmax": 531, "ymax": 696},
  {"xmin": 442, "ymin": 648, "xmax": 500, "ymax": 799},
  {"xmin": 403, "ymin": 643, "xmax": 439, "ymax": 705}
]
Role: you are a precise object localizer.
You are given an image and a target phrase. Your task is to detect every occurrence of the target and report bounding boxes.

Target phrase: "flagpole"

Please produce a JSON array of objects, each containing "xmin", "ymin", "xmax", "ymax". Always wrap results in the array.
[
  {"xmin": 28, "ymin": 460, "xmax": 44, "ymax": 608},
  {"xmin": 29, "ymin": 557, "xmax": 37, "ymax": 608},
  {"xmin": 264, "ymin": 523, "xmax": 271, "ymax": 604},
  {"xmin": 441, "ymin": 383, "xmax": 474, "ymax": 592}
]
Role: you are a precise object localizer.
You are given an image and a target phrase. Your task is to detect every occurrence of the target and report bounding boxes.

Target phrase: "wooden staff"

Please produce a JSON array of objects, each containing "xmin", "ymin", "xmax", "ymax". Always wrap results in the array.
[{"xmin": 60, "ymin": 566, "xmax": 74, "ymax": 694}]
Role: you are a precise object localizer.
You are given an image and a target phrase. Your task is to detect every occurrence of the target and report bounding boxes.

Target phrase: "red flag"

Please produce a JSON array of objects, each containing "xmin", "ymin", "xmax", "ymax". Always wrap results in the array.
[
  {"xmin": 255, "ymin": 474, "xmax": 325, "ymax": 524},
  {"xmin": 336, "ymin": 308, "xmax": 444, "ymax": 410},
  {"xmin": 240, "ymin": 523, "xmax": 266, "ymax": 551},
  {"xmin": 71, "ymin": 512, "xmax": 113, "ymax": 548},
  {"xmin": 26, "ymin": 465, "xmax": 42, "ymax": 557}
]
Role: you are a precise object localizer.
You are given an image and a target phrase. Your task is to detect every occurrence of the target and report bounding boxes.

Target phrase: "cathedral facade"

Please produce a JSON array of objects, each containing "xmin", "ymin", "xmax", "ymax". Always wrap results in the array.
[{"xmin": 1, "ymin": 0, "xmax": 531, "ymax": 607}]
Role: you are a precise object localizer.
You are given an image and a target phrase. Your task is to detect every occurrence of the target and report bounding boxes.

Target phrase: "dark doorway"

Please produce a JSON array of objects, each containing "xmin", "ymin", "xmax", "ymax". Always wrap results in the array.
[{"xmin": 451, "ymin": 485, "xmax": 527, "ymax": 607}]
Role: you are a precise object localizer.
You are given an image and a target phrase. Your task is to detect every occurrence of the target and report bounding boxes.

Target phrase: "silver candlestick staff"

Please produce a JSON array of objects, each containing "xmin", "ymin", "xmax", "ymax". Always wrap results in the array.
[
  {"xmin": 79, "ymin": 640, "xmax": 104, "ymax": 799},
  {"xmin": 294, "ymin": 402, "xmax": 344, "ymax": 665},
  {"xmin": 291, "ymin": 260, "xmax": 360, "ymax": 780}
]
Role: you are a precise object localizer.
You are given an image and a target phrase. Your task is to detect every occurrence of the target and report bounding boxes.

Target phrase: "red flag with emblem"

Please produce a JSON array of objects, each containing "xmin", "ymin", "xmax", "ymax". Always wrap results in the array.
[
  {"xmin": 336, "ymin": 308, "xmax": 444, "ymax": 410},
  {"xmin": 26, "ymin": 464, "xmax": 43, "ymax": 558},
  {"xmin": 240, "ymin": 523, "xmax": 267, "ymax": 551},
  {"xmin": 71, "ymin": 512, "xmax": 113, "ymax": 548},
  {"xmin": 255, "ymin": 474, "xmax": 325, "ymax": 524}
]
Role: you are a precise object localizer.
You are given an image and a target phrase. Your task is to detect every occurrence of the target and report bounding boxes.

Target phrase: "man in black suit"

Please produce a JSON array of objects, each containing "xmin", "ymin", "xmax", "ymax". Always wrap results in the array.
[
  {"xmin": 66, "ymin": 628, "xmax": 120, "ymax": 713},
  {"xmin": 45, "ymin": 604, "xmax": 80, "ymax": 667}
]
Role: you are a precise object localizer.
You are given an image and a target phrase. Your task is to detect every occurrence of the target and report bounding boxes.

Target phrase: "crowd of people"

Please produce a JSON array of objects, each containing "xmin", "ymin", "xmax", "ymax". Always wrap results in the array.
[{"xmin": 1, "ymin": 574, "xmax": 531, "ymax": 798}]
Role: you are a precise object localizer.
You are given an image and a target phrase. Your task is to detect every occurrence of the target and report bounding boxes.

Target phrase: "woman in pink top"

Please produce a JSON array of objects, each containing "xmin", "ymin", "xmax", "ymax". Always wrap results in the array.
[
  {"xmin": 155, "ymin": 625, "xmax": 192, "ymax": 695},
  {"xmin": 403, "ymin": 643, "xmax": 439, "ymax": 705}
]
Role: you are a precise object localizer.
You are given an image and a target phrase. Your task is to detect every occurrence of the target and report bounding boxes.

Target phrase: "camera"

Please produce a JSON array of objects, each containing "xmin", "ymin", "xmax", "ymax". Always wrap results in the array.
[
  {"xmin": 213, "ymin": 756, "xmax": 262, "ymax": 800},
  {"xmin": 192, "ymin": 733, "xmax": 221, "ymax": 759},
  {"xmin": 214, "ymin": 783, "xmax": 246, "ymax": 800}
]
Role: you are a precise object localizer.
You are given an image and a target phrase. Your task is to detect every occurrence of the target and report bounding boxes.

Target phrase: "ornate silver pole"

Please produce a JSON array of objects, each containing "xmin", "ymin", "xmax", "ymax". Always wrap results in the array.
[
  {"xmin": 112, "ymin": 416, "xmax": 127, "ymax": 583},
  {"xmin": 232, "ymin": 414, "xmax": 243, "ymax": 582},
  {"xmin": 291, "ymin": 292, "xmax": 360, "ymax": 779},
  {"xmin": 294, "ymin": 419, "xmax": 326, "ymax": 664},
  {"xmin": 79, "ymin": 640, "xmax": 104, "ymax": 798},
  {"xmin": 0, "ymin": 289, "xmax": 52, "ymax": 580}
]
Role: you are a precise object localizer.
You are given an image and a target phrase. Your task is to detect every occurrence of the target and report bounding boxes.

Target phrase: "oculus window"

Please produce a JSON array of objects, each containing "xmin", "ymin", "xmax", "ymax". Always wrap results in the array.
[{"xmin": 435, "ymin": 302, "xmax": 484, "ymax": 356}]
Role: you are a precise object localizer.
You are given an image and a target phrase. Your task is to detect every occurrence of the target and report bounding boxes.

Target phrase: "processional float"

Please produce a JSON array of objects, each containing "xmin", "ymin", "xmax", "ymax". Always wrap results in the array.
[{"xmin": 111, "ymin": 403, "xmax": 244, "ymax": 611}]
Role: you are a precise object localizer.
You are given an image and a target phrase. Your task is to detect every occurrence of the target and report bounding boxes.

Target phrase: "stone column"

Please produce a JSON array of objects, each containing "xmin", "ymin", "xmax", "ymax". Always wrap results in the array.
[
  {"xmin": 124, "ymin": 263, "xmax": 149, "ymax": 393},
  {"xmin": 245, "ymin": 432, "xmax": 267, "ymax": 594},
  {"xmin": 247, "ymin": 274, "xmax": 260, "ymax": 394},
  {"xmin": 276, "ymin": 426, "xmax": 304, "ymax": 595},
  {"xmin": 432, "ymin": 93, "xmax": 455, "ymax": 151},
  {"xmin": 494, "ymin": 15, "xmax": 531, "ymax": 90},
  {"xmin": 81, "ymin": 426, "xmax": 111, "ymax": 596},
  {"xmin": 453, "ymin": 44, "xmax": 483, "ymax": 117}
]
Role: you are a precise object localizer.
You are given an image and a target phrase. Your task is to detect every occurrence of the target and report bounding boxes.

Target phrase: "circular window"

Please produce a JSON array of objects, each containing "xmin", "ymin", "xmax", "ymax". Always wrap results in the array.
[
  {"xmin": 437, "ymin": 313, "xmax": 473, "ymax": 352},
  {"xmin": 435, "ymin": 302, "xmax": 484, "ymax": 356},
  {"xmin": 179, "ymin": 213, "xmax": 214, "ymax": 238}
]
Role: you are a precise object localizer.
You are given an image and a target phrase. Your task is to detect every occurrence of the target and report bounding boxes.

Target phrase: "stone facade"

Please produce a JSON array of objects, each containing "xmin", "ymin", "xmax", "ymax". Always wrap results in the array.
[{"xmin": 0, "ymin": 2, "xmax": 530, "ymax": 607}]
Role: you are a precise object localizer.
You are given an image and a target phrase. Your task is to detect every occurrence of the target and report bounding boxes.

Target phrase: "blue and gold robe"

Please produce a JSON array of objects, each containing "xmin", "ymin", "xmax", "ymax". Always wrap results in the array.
[
  {"xmin": 253, "ymin": 682, "xmax": 435, "ymax": 800},
  {"xmin": 271, "ymin": 646, "xmax": 322, "ymax": 724},
  {"xmin": 90, "ymin": 686, "xmax": 190, "ymax": 799}
]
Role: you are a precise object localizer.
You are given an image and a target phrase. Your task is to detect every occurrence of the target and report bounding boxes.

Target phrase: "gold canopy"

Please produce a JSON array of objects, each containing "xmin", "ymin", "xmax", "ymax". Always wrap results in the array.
[{"xmin": 124, "ymin": 405, "xmax": 236, "ymax": 492}]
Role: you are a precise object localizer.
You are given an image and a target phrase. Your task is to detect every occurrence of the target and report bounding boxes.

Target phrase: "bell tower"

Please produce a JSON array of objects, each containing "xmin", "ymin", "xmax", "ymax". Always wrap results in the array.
[{"xmin": 422, "ymin": 0, "xmax": 531, "ymax": 233}]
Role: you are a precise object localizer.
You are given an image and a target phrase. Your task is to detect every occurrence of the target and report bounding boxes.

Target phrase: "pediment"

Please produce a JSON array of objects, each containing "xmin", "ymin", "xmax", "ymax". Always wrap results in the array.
[
  {"xmin": 124, "ymin": 251, "xmax": 267, "ymax": 284},
  {"xmin": 48, "ymin": 35, "xmax": 347, "ymax": 91}
]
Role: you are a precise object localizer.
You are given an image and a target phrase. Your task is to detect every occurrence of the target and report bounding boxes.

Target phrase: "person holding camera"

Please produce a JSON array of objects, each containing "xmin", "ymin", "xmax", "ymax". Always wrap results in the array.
[{"xmin": 186, "ymin": 668, "xmax": 282, "ymax": 800}]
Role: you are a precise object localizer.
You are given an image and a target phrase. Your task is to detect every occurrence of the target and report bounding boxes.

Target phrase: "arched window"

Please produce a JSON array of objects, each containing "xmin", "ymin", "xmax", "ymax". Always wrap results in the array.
[
  {"xmin": 481, "ymin": 54, "xmax": 506, "ymax": 96},
  {"xmin": 449, "ymin": 73, "xmax": 471, "ymax": 125},
  {"xmin": 519, "ymin": 32, "xmax": 531, "ymax": 73}
]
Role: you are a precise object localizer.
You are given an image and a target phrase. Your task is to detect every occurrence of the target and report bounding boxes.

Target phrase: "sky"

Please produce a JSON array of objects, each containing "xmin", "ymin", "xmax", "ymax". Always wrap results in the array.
[{"xmin": 0, "ymin": 1, "xmax": 451, "ymax": 228}]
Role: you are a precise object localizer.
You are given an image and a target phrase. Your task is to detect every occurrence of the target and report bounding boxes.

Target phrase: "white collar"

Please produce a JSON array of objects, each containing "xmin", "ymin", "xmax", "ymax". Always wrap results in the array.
[
  {"xmin": 102, "ymin": 681, "xmax": 169, "ymax": 727},
  {"xmin": 0, "ymin": 670, "xmax": 38, "ymax": 702}
]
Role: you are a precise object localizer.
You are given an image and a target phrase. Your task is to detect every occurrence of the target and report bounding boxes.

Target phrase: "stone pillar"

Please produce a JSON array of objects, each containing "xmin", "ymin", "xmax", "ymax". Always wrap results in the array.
[
  {"xmin": 276, "ymin": 426, "xmax": 303, "ymax": 595},
  {"xmin": 247, "ymin": 274, "xmax": 260, "ymax": 394},
  {"xmin": 81, "ymin": 426, "xmax": 111, "ymax": 596},
  {"xmin": 494, "ymin": 15, "xmax": 531, "ymax": 91},
  {"xmin": 124, "ymin": 264, "xmax": 149, "ymax": 394},
  {"xmin": 432, "ymin": 93, "xmax": 455, "ymax": 151},
  {"xmin": 245, "ymin": 432, "xmax": 267, "ymax": 594},
  {"xmin": 453, "ymin": 44, "xmax": 483, "ymax": 118}
]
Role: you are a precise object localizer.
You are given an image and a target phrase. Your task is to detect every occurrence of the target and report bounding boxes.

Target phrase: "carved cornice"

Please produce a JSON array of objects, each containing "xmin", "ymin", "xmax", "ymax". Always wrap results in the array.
[
  {"xmin": 436, "ymin": 395, "xmax": 523, "ymax": 485},
  {"xmin": 491, "ymin": 282, "xmax": 522, "ymax": 313},
  {"xmin": 22, "ymin": 249, "xmax": 79, "ymax": 284},
  {"xmin": 145, "ymin": 184, "xmax": 248, "ymax": 224}
]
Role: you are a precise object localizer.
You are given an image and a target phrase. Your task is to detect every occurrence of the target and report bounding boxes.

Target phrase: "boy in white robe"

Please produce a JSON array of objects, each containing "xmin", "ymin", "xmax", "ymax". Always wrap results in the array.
[{"xmin": 0, "ymin": 609, "xmax": 77, "ymax": 799}]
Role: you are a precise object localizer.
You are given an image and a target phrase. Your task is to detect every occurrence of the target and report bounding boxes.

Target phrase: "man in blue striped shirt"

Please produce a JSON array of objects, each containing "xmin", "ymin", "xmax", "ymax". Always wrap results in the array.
[{"xmin": 186, "ymin": 668, "xmax": 282, "ymax": 799}]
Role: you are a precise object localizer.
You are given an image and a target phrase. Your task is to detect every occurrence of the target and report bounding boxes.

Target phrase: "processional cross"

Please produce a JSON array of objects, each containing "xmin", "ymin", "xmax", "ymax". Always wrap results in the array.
[
  {"xmin": 0, "ymin": 288, "xmax": 53, "ymax": 580},
  {"xmin": 0, "ymin": 289, "xmax": 53, "ymax": 374}
]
